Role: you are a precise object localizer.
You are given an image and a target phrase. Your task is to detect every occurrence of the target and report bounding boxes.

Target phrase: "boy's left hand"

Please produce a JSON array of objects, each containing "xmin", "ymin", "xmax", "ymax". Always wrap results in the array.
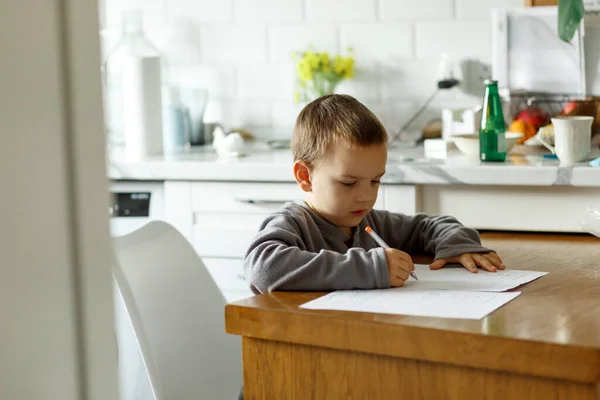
[{"xmin": 430, "ymin": 252, "xmax": 505, "ymax": 273}]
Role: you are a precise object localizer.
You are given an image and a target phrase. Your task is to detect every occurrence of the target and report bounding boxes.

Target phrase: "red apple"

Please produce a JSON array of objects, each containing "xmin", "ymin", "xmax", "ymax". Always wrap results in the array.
[
  {"xmin": 515, "ymin": 106, "xmax": 550, "ymax": 129},
  {"xmin": 561, "ymin": 101, "xmax": 579, "ymax": 115}
]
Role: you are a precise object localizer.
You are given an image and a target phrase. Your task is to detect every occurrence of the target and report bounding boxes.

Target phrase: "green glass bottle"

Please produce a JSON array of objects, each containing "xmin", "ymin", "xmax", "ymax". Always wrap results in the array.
[{"xmin": 479, "ymin": 80, "xmax": 507, "ymax": 162}]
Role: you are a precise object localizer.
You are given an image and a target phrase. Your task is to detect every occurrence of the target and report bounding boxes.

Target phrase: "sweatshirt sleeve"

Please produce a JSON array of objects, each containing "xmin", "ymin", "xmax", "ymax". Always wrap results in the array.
[
  {"xmin": 244, "ymin": 212, "xmax": 390, "ymax": 293},
  {"xmin": 371, "ymin": 211, "xmax": 494, "ymax": 260}
]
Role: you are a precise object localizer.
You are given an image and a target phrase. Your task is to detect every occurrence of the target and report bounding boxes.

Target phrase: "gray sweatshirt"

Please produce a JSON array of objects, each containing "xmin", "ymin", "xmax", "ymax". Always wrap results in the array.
[{"xmin": 244, "ymin": 201, "xmax": 493, "ymax": 294}]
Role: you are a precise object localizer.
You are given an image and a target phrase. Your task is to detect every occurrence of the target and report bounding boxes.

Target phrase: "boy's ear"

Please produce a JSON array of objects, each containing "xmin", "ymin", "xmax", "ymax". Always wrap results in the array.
[{"xmin": 293, "ymin": 160, "xmax": 312, "ymax": 192}]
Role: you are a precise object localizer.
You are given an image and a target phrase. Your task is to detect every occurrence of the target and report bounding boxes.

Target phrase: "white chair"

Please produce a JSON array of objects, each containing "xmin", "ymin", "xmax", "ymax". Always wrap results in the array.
[{"xmin": 112, "ymin": 220, "xmax": 242, "ymax": 400}]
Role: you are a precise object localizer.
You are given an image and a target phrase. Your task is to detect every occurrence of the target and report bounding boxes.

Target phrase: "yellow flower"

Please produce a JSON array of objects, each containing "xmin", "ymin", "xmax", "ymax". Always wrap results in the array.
[
  {"xmin": 343, "ymin": 58, "xmax": 355, "ymax": 78},
  {"xmin": 333, "ymin": 55, "xmax": 345, "ymax": 75},
  {"xmin": 293, "ymin": 46, "xmax": 356, "ymax": 102}
]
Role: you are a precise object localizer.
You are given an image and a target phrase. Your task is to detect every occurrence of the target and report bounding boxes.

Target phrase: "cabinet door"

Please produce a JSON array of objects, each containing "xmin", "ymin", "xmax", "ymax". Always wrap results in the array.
[
  {"xmin": 202, "ymin": 257, "xmax": 254, "ymax": 303},
  {"xmin": 382, "ymin": 185, "xmax": 417, "ymax": 214},
  {"xmin": 191, "ymin": 182, "xmax": 304, "ymax": 213},
  {"xmin": 189, "ymin": 182, "xmax": 303, "ymax": 258},
  {"xmin": 192, "ymin": 213, "xmax": 268, "ymax": 258}
]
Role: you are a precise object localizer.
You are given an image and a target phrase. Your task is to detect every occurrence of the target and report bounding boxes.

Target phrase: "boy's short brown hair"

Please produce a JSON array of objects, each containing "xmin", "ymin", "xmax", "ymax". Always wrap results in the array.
[{"xmin": 292, "ymin": 94, "xmax": 388, "ymax": 165}]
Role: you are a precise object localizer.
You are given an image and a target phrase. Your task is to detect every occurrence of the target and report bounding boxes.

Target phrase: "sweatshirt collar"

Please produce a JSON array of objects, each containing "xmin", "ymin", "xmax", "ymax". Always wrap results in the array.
[{"xmin": 295, "ymin": 201, "xmax": 369, "ymax": 243}]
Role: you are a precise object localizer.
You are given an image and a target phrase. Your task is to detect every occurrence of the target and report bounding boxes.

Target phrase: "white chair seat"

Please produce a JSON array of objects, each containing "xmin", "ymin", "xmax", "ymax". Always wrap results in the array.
[{"xmin": 112, "ymin": 221, "xmax": 242, "ymax": 400}]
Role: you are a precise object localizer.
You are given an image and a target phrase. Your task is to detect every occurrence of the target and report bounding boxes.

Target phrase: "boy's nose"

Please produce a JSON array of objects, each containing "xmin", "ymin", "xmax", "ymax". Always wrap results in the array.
[{"xmin": 356, "ymin": 192, "xmax": 376, "ymax": 204}]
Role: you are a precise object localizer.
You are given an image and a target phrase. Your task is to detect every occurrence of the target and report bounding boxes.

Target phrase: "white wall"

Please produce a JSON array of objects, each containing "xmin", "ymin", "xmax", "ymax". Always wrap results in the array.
[
  {"xmin": 0, "ymin": 0, "xmax": 119, "ymax": 398},
  {"xmin": 101, "ymin": 0, "xmax": 524, "ymax": 137}
]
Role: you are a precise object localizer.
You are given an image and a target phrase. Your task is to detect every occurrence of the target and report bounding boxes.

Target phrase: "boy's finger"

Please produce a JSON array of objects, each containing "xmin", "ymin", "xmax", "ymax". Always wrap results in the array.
[
  {"xmin": 397, "ymin": 269, "xmax": 409, "ymax": 281},
  {"xmin": 484, "ymin": 254, "xmax": 502, "ymax": 269},
  {"xmin": 460, "ymin": 256, "xmax": 478, "ymax": 273},
  {"xmin": 397, "ymin": 260, "xmax": 414, "ymax": 274},
  {"xmin": 474, "ymin": 254, "xmax": 497, "ymax": 272},
  {"xmin": 488, "ymin": 252, "xmax": 505, "ymax": 268},
  {"xmin": 395, "ymin": 253, "xmax": 415, "ymax": 271},
  {"xmin": 391, "ymin": 276, "xmax": 404, "ymax": 287},
  {"xmin": 396, "ymin": 250, "xmax": 414, "ymax": 264},
  {"xmin": 429, "ymin": 259, "xmax": 447, "ymax": 270}
]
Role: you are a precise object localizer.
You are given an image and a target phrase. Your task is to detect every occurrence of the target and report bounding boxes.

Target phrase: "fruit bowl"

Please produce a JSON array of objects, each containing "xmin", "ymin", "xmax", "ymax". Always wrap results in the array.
[{"xmin": 452, "ymin": 132, "xmax": 524, "ymax": 157}]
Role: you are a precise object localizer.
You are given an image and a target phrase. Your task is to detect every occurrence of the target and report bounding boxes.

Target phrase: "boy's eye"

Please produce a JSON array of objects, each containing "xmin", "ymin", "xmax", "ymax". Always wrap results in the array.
[
  {"xmin": 371, "ymin": 180, "xmax": 381, "ymax": 185},
  {"xmin": 341, "ymin": 181, "xmax": 356, "ymax": 187}
]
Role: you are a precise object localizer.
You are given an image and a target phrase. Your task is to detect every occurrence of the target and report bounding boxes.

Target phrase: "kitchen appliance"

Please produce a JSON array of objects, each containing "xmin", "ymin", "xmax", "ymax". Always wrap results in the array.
[
  {"xmin": 109, "ymin": 181, "xmax": 165, "ymax": 400},
  {"xmin": 109, "ymin": 181, "xmax": 165, "ymax": 236},
  {"xmin": 441, "ymin": 107, "xmax": 478, "ymax": 141},
  {"xmin": 491, "ymin": 6, "xmax": 586, "ymax": 96}
]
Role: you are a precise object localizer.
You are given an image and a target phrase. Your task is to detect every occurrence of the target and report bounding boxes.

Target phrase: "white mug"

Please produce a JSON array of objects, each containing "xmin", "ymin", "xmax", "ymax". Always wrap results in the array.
[{"xmin": 540, "ymin": 116, "xmax": 593, "ymax": 165}]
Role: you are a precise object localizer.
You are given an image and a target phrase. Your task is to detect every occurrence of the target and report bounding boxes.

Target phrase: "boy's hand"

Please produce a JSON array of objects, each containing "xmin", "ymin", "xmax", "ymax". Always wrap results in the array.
[
  {"xmin": 385, "ymin": 248, "xmax": 415, "ymax": 287},
  {"xmin": 430, "ymin": 252, "xmax": 505, "ymax": 273}
]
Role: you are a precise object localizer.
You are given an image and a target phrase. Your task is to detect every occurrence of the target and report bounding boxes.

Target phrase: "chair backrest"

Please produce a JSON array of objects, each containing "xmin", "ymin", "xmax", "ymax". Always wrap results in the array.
[{"xmin": 112, "ymin": 221, "xmax": 242, "ymax": 400}]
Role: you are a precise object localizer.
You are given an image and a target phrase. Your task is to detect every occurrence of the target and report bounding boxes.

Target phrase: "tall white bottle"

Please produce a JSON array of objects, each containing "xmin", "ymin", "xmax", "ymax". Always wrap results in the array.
[{"xmin": 104, "ymin": 10, "xmax": 163, "ymax": 159}]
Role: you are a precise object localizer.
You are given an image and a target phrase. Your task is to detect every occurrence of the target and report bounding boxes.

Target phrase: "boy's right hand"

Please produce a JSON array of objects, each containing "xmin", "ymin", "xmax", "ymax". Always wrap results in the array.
[{"xmin": 384, "ymin": 248, "xmax": 415, "ymax": 287}]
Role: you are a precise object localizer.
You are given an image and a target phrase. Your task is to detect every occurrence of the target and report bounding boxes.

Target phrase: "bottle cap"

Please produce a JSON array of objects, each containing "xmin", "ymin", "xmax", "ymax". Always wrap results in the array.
[{"xmin": 484, "ymin": 79, "xmax": 498, "ymax": 86}]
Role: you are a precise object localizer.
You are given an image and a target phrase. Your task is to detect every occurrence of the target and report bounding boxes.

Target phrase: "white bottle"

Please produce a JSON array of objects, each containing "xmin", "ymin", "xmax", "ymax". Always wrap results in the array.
[{"xmin": 104, "ymin": 10, "xmax": 163, "ymax": 159}]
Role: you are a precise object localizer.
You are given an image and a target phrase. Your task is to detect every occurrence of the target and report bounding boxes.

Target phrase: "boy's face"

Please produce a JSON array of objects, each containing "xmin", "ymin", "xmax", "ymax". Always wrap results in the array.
[{"xmin": 299, "ymin": 143, "xmax": 387, "ymax": 231}]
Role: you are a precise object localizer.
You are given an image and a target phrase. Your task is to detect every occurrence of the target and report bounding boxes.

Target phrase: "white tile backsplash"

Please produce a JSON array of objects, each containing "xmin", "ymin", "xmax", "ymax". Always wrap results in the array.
[
  {"xmin": 272, "ymin": 101, "xmax": 305, "ymax": 128},
  {"xmin": 341, "ymin": 23, "xmax": 413, "ymax": 61},
  {"xmin": 234, "ymin": 0, "xmax": 304, "ymax": 22},
  {"xmin": 380, "ymin": 60, "xmax": 441, "ymax": 100},
  {"xmin": 415, "ymin": 21, "xmax": 491, "ymax": 61},
  {"xmin": 167, "ymin": 65, "xmax": 236, "ymax": 98},
  {"xmin": 237, "ymin": 63, "xmax": 296, "ymax": 100},
  {"xmin": 456, "ymin": 0, "xmax": 523, "ymax": 19},
  {"xmin": 229, "ymin": 100, "xmax": 273, "ymax": 127},
  {"xmin": 306, "ymin": 0, "xmax": 377, "ymax": 22},
  {"xmin": 269, "ymin": 25, "xmax": 339, "ymax": 61},
  {"xmin": 168, "ymin": 0, "xmax": 233, "ymax": 23},
  {"xmin": 380, "ymin": 0, "xmax": 454, "ymax": 20},
  {"xmin": 102, "ymin": 0, "xmax": 525, "ymax": 137},
  {"xmin": 335, "ymin": 65, "xmax": 382, "ymax": 102},
  {"xmin": 201, "ymin": 26, "xmax": 267, "ymax": 64}
]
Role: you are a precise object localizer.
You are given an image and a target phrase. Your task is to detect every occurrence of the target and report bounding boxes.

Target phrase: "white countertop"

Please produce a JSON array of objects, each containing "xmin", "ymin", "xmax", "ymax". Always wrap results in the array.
[{"xmin": 108, "ymin": 142, "xmax": 600, "ymax": 187}]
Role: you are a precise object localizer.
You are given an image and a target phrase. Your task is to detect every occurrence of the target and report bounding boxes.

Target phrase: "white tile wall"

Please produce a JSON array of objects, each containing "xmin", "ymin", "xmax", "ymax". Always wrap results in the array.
[
  {"xmin": 269, "ymin": 25, "xmax": 338, "ymax": 61},
  {"xmin": 102, "ymin": 0, "xmax": 525, "ymax": 137},
  {"xmin": 237, "ymin": 63, "xmax": 296, "ymax": 100},
  {"xmin": 306, "ymin": 0, "xmax": 377, "ymax": 22},
  {"xmin": 456, "ymin": 0, "xmax": 523, "ymax": 19},
  {"xmin": 166, "ymin": 65, "xmax": 237, "ymax": 98},
  {"xmin": 379, "ymin": 0, "xmax": 453, "ymax": 20},
  {"xmin": 234, "ymin": 0, "xmax": 304, "ymax": 22},
  {"xmin": 340, "ymin": 23, "xmax": 413, "ymax": 61},
  {"xmin": 168, "ymin": 0, "xmax": 233, "ymax": 24},
  {"xmin": 201, "ymin": 26, "xmax": 267, "ymax": 64},
  {"xmin": 415, "ymin": 21, "xmax": 491, "ymax": 60}
]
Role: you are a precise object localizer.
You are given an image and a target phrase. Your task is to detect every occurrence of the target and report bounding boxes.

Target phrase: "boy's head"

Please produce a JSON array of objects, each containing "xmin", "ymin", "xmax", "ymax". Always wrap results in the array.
[{"xmin": 292, "ymin": 94, "xmax": 388, "ymax": 233}]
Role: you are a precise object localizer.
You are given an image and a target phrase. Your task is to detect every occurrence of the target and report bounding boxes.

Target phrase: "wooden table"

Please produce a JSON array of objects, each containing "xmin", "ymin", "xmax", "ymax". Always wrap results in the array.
[{"xmin": 226, "ymin": 233, "xmax": 600, "ymax": 399}]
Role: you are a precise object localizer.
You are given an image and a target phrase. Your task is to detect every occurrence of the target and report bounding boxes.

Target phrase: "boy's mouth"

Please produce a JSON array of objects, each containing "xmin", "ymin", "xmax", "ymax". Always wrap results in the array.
[{"xmin": 351, "ymin": 209, "xmax": 367, "ymax": 216}]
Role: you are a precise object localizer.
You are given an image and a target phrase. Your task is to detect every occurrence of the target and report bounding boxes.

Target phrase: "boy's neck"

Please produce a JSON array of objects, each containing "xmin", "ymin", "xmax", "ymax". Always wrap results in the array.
[{"xmin": 304, "ymin": 200, "xmax": 353, "ymax": 238}]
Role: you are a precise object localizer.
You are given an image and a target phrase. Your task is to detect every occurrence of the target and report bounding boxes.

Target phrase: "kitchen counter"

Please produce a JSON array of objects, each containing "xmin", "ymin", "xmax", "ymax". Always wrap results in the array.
[{"xmin": 108, "ymin": 142, "xmax": 600, "ymax": 187}]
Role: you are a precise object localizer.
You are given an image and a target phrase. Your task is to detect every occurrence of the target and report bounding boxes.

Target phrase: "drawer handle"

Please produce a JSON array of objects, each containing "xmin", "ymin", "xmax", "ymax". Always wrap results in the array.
[{"xmin": 234, "ymin": 198, "xmax": 294, "ymax": 205}]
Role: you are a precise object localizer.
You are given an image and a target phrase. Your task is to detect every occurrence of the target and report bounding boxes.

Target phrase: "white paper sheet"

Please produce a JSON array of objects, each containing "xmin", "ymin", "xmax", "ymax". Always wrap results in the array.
[
  {"xmin": 300, "ymin": 288, "xmax": 520, "ymax": 320},
  {"xmin": 403, "ymin": 265, "xmax": 547, "ymax": 292}
]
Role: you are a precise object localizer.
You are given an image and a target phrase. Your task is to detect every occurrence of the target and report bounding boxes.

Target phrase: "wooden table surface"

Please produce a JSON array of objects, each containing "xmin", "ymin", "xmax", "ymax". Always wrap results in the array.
[{"xmin": 226, "ymin": 232, "xmax": 600, "ymax": 385}]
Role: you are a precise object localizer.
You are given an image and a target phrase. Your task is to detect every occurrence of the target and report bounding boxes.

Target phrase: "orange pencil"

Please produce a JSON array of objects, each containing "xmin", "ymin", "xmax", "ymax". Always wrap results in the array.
[{"xmin": 365, "ymin": 226, "xmax": 419, "ymax": 281}]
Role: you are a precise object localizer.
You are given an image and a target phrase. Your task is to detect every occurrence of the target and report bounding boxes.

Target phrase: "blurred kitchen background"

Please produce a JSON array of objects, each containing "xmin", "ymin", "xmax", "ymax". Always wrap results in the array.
[
  {"xmin": 98, "ymin": 0, "xmax": 581, "ymax": 145},
  {"xmin": 97, "ymin": 0, "xmax": 600, "ymax": 153}
]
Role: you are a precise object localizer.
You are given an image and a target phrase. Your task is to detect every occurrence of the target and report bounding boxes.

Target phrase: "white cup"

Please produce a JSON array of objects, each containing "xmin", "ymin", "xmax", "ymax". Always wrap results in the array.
[{"xmin": 540, "ymin": 116, "xmax": 593, "ymax": 165}]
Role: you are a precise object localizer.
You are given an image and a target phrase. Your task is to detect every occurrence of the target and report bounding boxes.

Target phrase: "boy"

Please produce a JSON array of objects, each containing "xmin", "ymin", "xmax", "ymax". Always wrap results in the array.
[{"xmin": 244, "ymin": 94, "xmax": 504, "ymax": 294}]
